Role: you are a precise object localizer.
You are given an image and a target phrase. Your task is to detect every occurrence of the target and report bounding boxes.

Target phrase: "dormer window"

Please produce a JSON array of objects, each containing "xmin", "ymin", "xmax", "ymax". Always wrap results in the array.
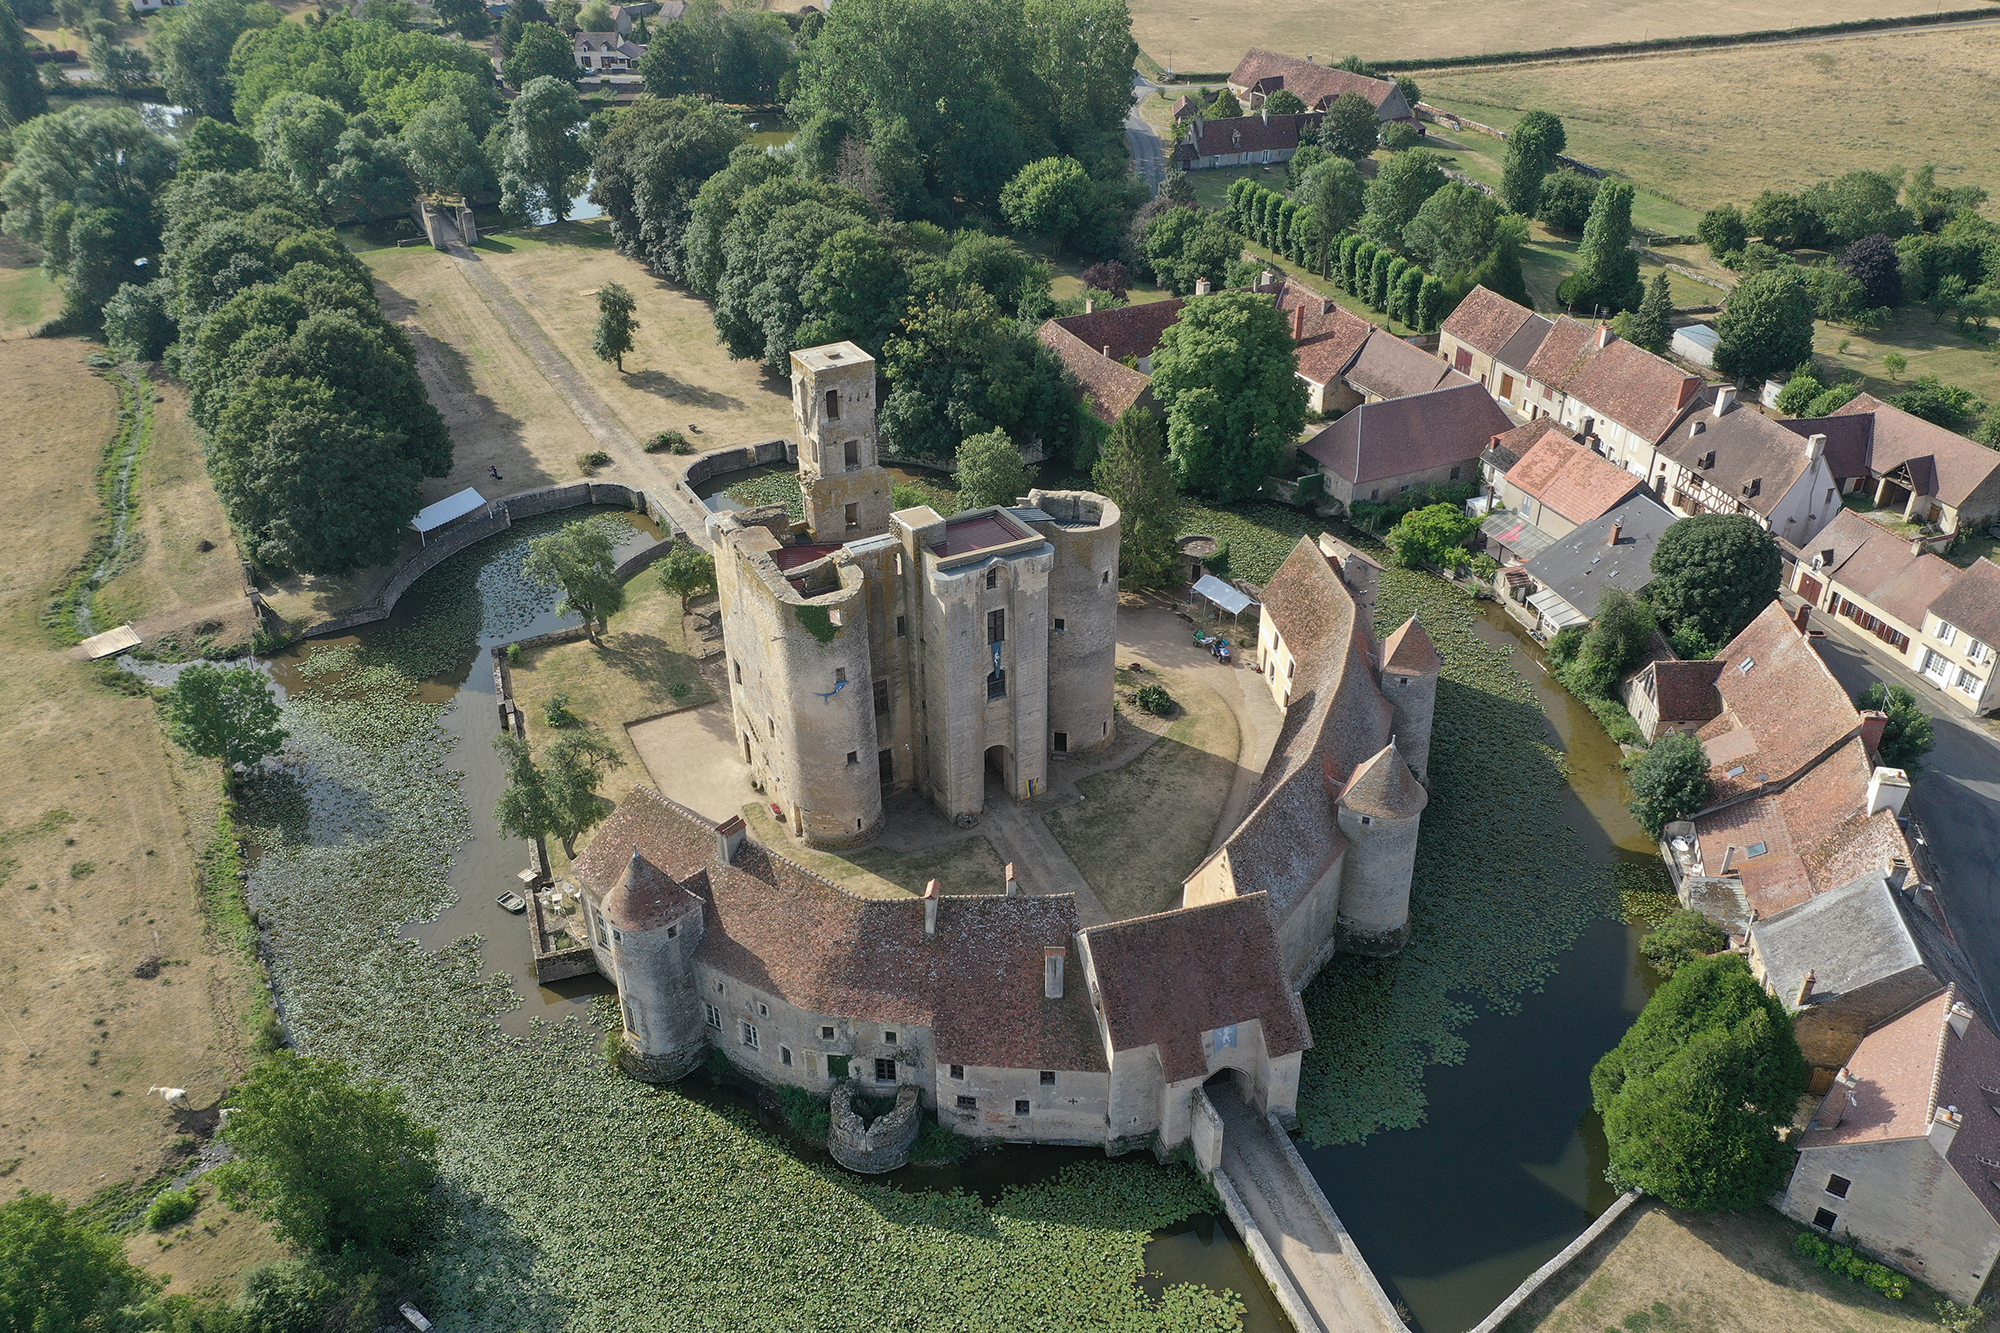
[
  {"xmin": 1699, "ymin": 451, "xmax": 1716, "ymax": 470},
  {"xmin": 1742, "ymin": 477, "xmax": 1761, "ymax": 498}
]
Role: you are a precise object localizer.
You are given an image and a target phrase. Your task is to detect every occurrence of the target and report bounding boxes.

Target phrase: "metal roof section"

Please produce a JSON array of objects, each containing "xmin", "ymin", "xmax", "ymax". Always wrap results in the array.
[
  {"xmin": 412, "ymin": 487, "xmax": 490, "ymax": 534},
  {"xmin": 1191, "ymin": 574, "xmax": 1255, "ymax": 617}
]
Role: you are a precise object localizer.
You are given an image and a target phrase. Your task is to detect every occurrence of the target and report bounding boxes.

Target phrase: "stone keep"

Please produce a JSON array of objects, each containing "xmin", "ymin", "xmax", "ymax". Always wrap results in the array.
[{"xmin": 794, "ymin": 342, "xmax": 892, "ymax": 542}]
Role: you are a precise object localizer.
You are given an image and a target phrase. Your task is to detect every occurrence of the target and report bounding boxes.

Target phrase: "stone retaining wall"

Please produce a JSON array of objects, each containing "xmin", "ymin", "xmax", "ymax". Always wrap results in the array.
[
  {"xmin": 1468, "ymin": 1190, "xmax": 1644, "ymax": 1333},
  {"xmin": 674, "ymin": 439, "xmax": 793, "ymax": 517}
]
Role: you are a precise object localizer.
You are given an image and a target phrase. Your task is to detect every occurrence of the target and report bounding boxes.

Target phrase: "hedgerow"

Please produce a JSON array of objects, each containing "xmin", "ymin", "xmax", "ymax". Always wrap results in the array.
[{"xmin": 1793, "ymin": 1230, "xmax": 1913, "ymax": 1300}]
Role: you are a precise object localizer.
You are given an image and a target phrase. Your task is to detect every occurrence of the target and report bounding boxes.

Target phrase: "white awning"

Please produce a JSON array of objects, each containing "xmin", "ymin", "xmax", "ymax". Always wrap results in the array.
[
  {"xmin": 412, "ymin": 487, "xmax": 490, "ymax": 533},
  {"xmin": 1528, "ymin": 588, "xmax": 1590, "ymax": 631},
  {"xmin": 1191, "ymin": 574, "xmax": 1255, "ymax": 617}
]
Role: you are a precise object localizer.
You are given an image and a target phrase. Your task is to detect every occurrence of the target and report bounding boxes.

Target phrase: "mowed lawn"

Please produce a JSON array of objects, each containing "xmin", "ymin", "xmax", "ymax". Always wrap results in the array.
[
  {"xmin": 1129, "ymin": 0, "xmax": 1953, "ymax": 73},
  {"xmin": 1420, "ymin": 28, "xmax": 2000, "ymax": 213}
]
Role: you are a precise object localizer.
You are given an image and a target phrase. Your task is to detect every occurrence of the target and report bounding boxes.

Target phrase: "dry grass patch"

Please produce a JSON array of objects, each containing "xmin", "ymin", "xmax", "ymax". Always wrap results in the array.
[
  {"xmin": 1421, "ymin": 28, "xmax": 2000, "ymax": 214},
  {"xmin": 1815, "ymin": 304, "xmax": 2000, "ymax": 415},
  {"xmin": 1497, "ymin": 1200, "xmax": 1946, "ymax": 1333},
  {"xmin": 124, "ymin": 1205, "xmax": 284, "ymax": 1301},
  {"xmin": 0, "ymin": 340, "xmax": 263, "ymax": 1205},
  {"xmin": 740, "ymin": 802, "xmax": 1009, "ymax": 900},
  {"xmin": 1045, "ymin": 667, "xmax": 1238, "ymax": 920},
  {"xmin": 0, "ymin": 232, "xmax": 61, "ymax": 340}
]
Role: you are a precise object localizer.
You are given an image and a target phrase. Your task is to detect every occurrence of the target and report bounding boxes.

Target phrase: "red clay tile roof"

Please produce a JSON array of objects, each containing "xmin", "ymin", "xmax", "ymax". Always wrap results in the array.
[
  {"xmin": 1080, "ymin": 895, "xmax": 1310, "ymax": 1083},
  {"xmin": 1380, "ymin": 616, "xmax": 1440, "ymax": 675},
  {"xmin": 1440, "ymin": 285, "xmax": 1540, "ymax": 360},
  {"xmin": 1345, "ymin": 327, "xmax": 1468, "ymax": 400},
  {"xmin": 1229, "ymin": 49, "xmax": 1412, "ymax": 118},
  {"xmin": 1285, "ymin": 295, "xmax": 1376, "ymax": 386},
  {"xmin": 1485, "ymin": 419, "xmax": 1573, "ymax": 474},
  {"xmin": 1036, "ymin": 320, "xmax": 1156, "ymax": 423},
  {"xmin": 1806, "ymin": 509, "xmax": 1962, "ymax": 631},
  {"xmin": 603, "ymin": 848, "xmax": 703, "ymax": 931},
  {"xmin": 576, "ymin": 787, "xmax": 1108, "ymax": 1073},
  {"xmin": 1523, "ymin": 316, "xmax": 1596, "ymax": 386},
  {"xmin": 1696, "ymin": 602, "xmax": 1861, "ymax": 804},
  {"xmin": 1505, "ymin": 431, "xmax": 1644, "ymax": 527},
  {"xmin": 1184, "ymin": 110, "xmax": 1325, "ymax": 161},
  {"xmin": 1302, "ymin": 382, "xmax": 1515, "ymax": 485},
  {"xmin": 1047, "ymin": 298, "xmax": 1187, "ymax": 363},
  {"xmin": 1339, "ymin": 744, "xmax": 1428, "ymax": 819},
  {"xmin": 1647, "ymin": 659, "xmax": 1725, "ymax": 723},
  {"xmin": 1543, "ymin": 325, "xmax": 1707, "ymax": 445},
  {"xmin": 1834, "ymin": 394, "xmax": 2000, "ymax": 510},
  {"xmin": 1928, "ymin": 557, "xmax": 2000, "ymax": 648}
]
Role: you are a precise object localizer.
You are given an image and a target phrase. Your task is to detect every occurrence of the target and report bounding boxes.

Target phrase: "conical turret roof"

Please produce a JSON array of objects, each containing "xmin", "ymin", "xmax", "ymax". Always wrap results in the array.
[
  {"xmin": 602, "ymin": 846, "xmax": 699, "ymax": 932},
  {"xmin": 1339, "ymin": 743, "xmax": 1429, "ymax": 820},
  {"xmin": 1380, "ymin": 616, "xmax": 1441, "ymax": 676}
]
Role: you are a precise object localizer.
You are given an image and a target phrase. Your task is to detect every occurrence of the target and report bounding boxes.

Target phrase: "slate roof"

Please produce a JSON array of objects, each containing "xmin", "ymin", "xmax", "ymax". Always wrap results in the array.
[
  {"xmin": 1803, "ymin": 509, "xmax": 1961, "ymax": 630},
  {"xmin": 1495, "ymin": 311, "xmax": 1555, "ymax": 373},
  {"xmin": 1645, "ymin": 659, "xmax": 1725, "ymax": 724},
  {"xmin": 1302, "ymin": 382, "xmax": 1515, "ymax": 485},
  {"xmin": 1779, "ymin": 413, "xmax": 1873, "ymax": 482},
  {"xmin": 1928, "ymin": 557, "xmax": 2000, "ymax": 648},
  {"xmin": 1658, "ymin": 396, "xmax": 1819, "ymax": 519},
  {"xmin": 1697, "ymin": 601, "xmax": 1862, "ymax": 804},
  {"xmin": 1345, "ymin": 327, "xmax": 1470, "ymax": 401},
  {"xmin": 1505, "ymin": 431, "xmax": 1644, "ymax": 527},
  {"xmin": 1440, "ymin": 285, "xmax": 1542, "ymax": 360},
  {"xmin": 1081, "ymin": 895, "xmax": 1310, "ymax": 1083},
  {"xmin": 1521, "ymin": 494, "xmax": 1676, "ymax": 620},
  {"xmin": 1228, "ymin": 49, "xmax": 1413, "ymax": 119},
  {"xmin": 1832, "ymin": 394, "xmax": 2000, "ymax": 509},
  {"xmin": 576, "ymin": 787, "xmax": 1107, "ymax": 1073}
]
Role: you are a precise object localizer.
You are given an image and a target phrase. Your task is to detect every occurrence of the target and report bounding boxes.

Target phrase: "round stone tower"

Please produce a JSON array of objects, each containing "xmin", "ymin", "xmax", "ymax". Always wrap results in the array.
[
  {"xmin": 1332, "ymin": 742, "xmax": 1429, "ymax": 956},
  {"xmin": 602, "ymin": 848, "xmax": 707, "ymax": 1082},
  {"xmin": 1377, "ymin": 616, "xmax": 1441, "ymax": 786},
  {"xmin": 1027, "ymin": 488, "xmax": 1122, "ymax": 761}
]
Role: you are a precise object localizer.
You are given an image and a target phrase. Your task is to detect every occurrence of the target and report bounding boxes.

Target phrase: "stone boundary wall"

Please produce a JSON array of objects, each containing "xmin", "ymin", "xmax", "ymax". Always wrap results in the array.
[
  {"xmin": 1264, "ymin": 1109, "xmax": 1408, "ymax": 1329},
  {"xmin": 1208, "ymin": 1162, "xmax": 1326, "ymax": 1333},
  {"xmin": 1467, "ymin": 1189, "xmax": 1645, "ymax": 1333},
  {"xmin": 293, "ymin": 483, "xmax": 677, "ymax": 640},
  {"xmin": 674, "ymin": 439, "xmax": 793, "ymax": 517}
]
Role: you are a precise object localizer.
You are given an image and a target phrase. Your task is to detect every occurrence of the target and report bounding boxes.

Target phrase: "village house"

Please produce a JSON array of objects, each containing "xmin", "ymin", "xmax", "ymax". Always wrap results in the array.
[
  {"xmin": 1479, "ymin": 423, "xmax": 1645, "ymax": 558},
  {"xmin": 1784, "ymin": 395, "xmax": 2000, "ymax": 537},
  {"xmin": 1790, "ymin": 510, "xmax": 2000, "ymax": 714},
  {"xmin": 1226, "ymin": 49, "xmax": 1417, "ymax": 124},
  {"xmin": 1300, "ymin": 381, "xmax": 1513, "ymax": 513},
  {"xmin": 1174, "ymin": 109, "xmax": 1325, "ymax": 172},
  {"xmin": 573, "ymin": 31, "xmax": 647, "ymax": 72},
  {"xmin": 1033, "ymin": 297, "xmax": 1185, "ymax": 423},
  {"xmin": 1622, "ymin": 657, "xmax": 1724, "ymax": 742},
  {"xmin": 1509, "ymin": 493, "xmax": 1675, "ymax": 636},
  {"xmin": 1776, "ymin": 987, "xmax": 2000, "ymax": 1304}
]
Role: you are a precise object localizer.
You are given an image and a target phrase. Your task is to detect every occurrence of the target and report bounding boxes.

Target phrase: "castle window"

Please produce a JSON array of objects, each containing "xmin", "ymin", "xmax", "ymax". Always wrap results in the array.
[
  {"xmin": 847, "ymin": 751, "xmax": 858, "ymax": 765},
  {"xmin": 595, "ymin": 913, "xmax": 609, "ymax": 947},
  {"xmin": 845, "ymin": 503, "xmax": 859, "ymax": 530},
  {"xmin": 742, "ymin": 1022, "xmax": 759, "ymax": 1050},
  {"xmin": 988, "ymin": 669, "xmax": 1007, "ymax": 700},
  {"xmin": 666, "ymin": 925, "xmax": 676, "ymax": 939},
  {"xmin": 1101, "ymin": 570, "xmax": 1110, "ymax": 585},
  {"xmin": 950, "ymin": 1064, "xmax": 965, "ymax": 1079},
  {"xmin": 835, "ymin": 667, "xmax": 846, "ymax": 683},
  {"xmin": 873, "ymin": 679, "xmax": 889, "ymax": 713},
  {"xmin": 883, "ymin": 1030, "xmax": 898, "ymax": 1045},
  {"xmin": 732, "ymin": 659, "xmax": 741, "ymax": 684},
  {"xmin": 1053, "ymin": 731, "xmax": 1067, "ymax": 753},
  {"xmin": 1040, "ymin": 1070, "xmax": 1056, "ymax": 1085},
  {"xmin": 1360, "ymin": 815, "xmax": 1373, "ymax": 826},
  {"xmin": 956, "ymin": 1095, "xmax": 977, "ymax": 1110},
  {"xmin": 896, "ymin": 615, "xmax": 907, "ymax": 637},
  {"xmin": 875, "ymin": 1058, "xmax": 897, "ymax": 1082},
  {"xmin": 705, "ymin": 1003, "xmax": 722, "ymax": 1029},
  {"xmin": 1825, "ymin": 1174, "xmax": 1851, "ymax": 1198},
  {"xmin": 1450, "ymin": 466, "xmax": 1461, "ymax": 480},
  {"xmin": 821, "ymin": 1025, "xmax": 836, "ymax": 1040},
  {"xmin": 758, "ymin": 1002, "xmax": 769, "ymax": 1016},
  {"xmin": 824, "ymin": 388, "xmax": 839, "ymax": 421},
  {"xmin": 1053, "ymin": 618, "xmax": 1064, "ymax": 633},
  {"xmin": 986, "ymin": 567, "xmax": 998, "ymax": 589},
  {"xmin": 1812, "ymin": 1208, "xmax": 1838, "ymax": 1232},
  {"xmin": 781, "ymin": 1046, "xmax": 793, "ymax": 1066},
  {"xmin": 989, "ymin": 609, "xmax": 1005, "ymax": 643},
  {"xmin": 1015, "ymin": 1099, "xmax": 1031, "ymax": 1115},
  {"xmin": 612, "ymin": 929, "xmax": 622, "ymax": 943},
  {"xmin": 844, "ymin": 440, "xmax": 859, "ymax": 469}
]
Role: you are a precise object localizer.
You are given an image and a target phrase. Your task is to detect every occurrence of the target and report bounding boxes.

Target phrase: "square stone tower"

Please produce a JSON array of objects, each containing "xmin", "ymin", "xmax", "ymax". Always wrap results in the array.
[{"xmin": 792, "ymin": 342, "xmax": 891, "ymax": 543}]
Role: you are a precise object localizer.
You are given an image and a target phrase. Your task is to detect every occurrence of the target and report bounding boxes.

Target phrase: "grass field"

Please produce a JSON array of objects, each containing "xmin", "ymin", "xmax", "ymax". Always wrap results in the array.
[
  {"xmin": 1128, "ymin": 0, "xmax": 1968, "ymax": 73},
  {"xmin": 1497, "ymin": 1201, "xmax": 1944, "ymax": 1333},
  {"xmin": 1814, "ymin": 304, "xmax": 2000, "ymax": 414},
  {"xmin": 740, "ymin": 801, "xmax": 1010, "ymax": 900},
  {"xmin": 0, "ymin": 341, "xmax": 265, "ymax": 1247},
  {"xmin": 0, "ymin": 233, "xmax": 61, "ymax": 339},
  {"xmin": 1420, "ymin": 27, "xmax": 2000, "ymax": 214},
  {"xmin": 1046, "ymin": 666, "xmax": 1238, "ymax": 920}
]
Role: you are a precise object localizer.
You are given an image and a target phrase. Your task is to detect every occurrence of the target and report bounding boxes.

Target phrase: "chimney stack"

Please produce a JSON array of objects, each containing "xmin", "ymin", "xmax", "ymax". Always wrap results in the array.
[
  {"xmin": 1866, "ymin": 764, "xmax": 1911, "ymax": 817},
  {"xmin": 923, "ymin": 878, "xmax": 940, "ymax": 936},
  {"xmin": 1859, "ymin": 709, "xmax": 1888, "ymax": 758},
  {"xmin": 1044, "ymin": 946, "xmax": 1066, "ymax": 999},
  {"xmin": 1949, "ymin": 999, "xmax": 1974, "ymax": 1038},
  {"xmin": 1910, "ymin": 535, "xmax": 1926, "ymax": 557},
  {"xmin": 715, "ymin": 814, "xmax": 746, "ymax": 867},
  {"xmin": 1713, "ymin": 385, "xmax": 1737, "ymax": 417},
  {"xmin": 1195, "ymin": 277, "xmax": 1211, "ymax": 296},
  {"xmin": 1259, "ymin": 268, "xmax": 1273, "ymax": 288},
  {"xmin": 1101, "ymin": 344, "xmax": 1111, "ymax": 359},
  {"xmin": 1794, "ymin": 602, "xmax": 1812, "ymax": 634},
  {"xmin": 1084, "ymin": 296, "xmax": 1094, "ymax": 314},
  {"xmin": 1004, "ymin": 863, "xmax": 1020, "ymax": 898},
  {"xmin": 1807, "ymin": 432, "xmax": 1826, "ymax": 466},
  {"xmin": 1292, "ymin": 303, "xmax": 1305, "ymax": 341},
  {"xmin": 1607, "ymin": 521, "xmax": 1622, "ymax": 547},
  {"xmin": 1796, "ymin": 968, "xmax": 1816, "ymax": 1007},
  {"xmin": 1820, "ymin": 1067, "xmax": 1858, "ymax": 1128},
  {"xmin": 1720, "ymin": 845, "xmax": 1738, "ymax": 874},
  {"xmin": 1930, "ymin": 1104, "xmax": 1964, "ymax": 1156},
  {"xmin": 1596, "ymin": 323, "xmax": 1613, "ymax": 349}
]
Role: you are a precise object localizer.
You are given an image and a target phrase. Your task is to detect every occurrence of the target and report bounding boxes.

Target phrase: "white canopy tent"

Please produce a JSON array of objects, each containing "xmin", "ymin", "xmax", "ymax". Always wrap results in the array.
[
  {"xmin": 1190, "ymin": 573, "xmax": 1256, "ymax": 623},
  {"xmin": 412, "ymin": 488, "xmax": 491, "ymax": 542}
]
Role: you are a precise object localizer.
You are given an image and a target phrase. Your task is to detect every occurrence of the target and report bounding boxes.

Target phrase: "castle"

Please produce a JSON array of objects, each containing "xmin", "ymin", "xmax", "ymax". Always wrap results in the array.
[
  {"xmin": 560, "ymin": 342, "xmax": 1440, "ymax": 1164},
  {"xmin": 709, "ymin": 342, "xmax": 1122, "ymax": 847}
]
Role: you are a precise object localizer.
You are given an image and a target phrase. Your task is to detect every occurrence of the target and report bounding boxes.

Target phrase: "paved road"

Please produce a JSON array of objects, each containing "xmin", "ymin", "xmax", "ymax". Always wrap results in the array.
[
  {"xmin": 1126, "ymin": 75, "xmax": 1168, "ymax": 193},
  {"xmin": 1795, "ymin": 598, "xmax": 2000, "ymax": 1012}
]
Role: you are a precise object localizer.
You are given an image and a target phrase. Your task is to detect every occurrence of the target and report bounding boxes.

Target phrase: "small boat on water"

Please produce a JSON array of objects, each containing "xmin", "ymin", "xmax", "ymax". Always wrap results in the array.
[{"xmin": 496, "ymin": 891, "xmax": 529, "ymax": 914}]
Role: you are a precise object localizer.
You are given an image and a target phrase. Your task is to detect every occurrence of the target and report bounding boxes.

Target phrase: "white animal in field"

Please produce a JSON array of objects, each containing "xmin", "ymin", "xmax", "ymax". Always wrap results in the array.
[{"xmin": 148, "ymin": 1086, "xmax": 190, "ymax": 1110}]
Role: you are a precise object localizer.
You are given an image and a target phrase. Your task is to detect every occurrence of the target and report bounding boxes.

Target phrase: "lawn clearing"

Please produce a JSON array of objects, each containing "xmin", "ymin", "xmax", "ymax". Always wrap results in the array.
[
  {"xmin": 1129, "ymin": 0, "xmax": 1957, "ymax": 75},
  {"xmin": 0, "ymin": 340, "xmax": 265, "ymax": 1209},
  {"xmin": 1496, "ymin": 1199, "xmax": 1944, "ymax": 1333},
  {"xmin": 1045, "ymin": 667, "xmax": 1238, "ymax": 920},
  {"xmin": 0, "ymin": 232, "xmax": 61, "ymax": 339},
  {"xmin": 1419, "ymin": 27, "xmax": 2000, "ymax": 214},
  {"xmin": 1814, "ymin": 303, "xmax": 2000, "ymax": 417}
]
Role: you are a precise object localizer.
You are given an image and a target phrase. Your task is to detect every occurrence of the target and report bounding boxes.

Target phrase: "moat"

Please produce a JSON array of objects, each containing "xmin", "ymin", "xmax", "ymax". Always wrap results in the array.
[{"xmin": 263, "ymin": 509, "xmax": 1654, "ymax": 1333}]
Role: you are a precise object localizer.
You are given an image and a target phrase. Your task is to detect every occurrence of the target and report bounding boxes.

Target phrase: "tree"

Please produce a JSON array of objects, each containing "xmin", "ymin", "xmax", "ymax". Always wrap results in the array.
[
  {"xmin": 494, "ymin": 728, "xmax": 624, "ymax": 857},
  {"xmin": 0, "ymin": 1193, "xmax": 168, "ymax": 1329},
  {"xmin": 1882, "ymin": 351, "xmax": 1907, "ymax": 381},
  {"xmin": 103, "ymin": 280, "xmax": 176, "ymax": 360},
  {"xmin": 1698, "ymin": 203, "xmax": 1748, "ymax": 261},
  {"xmin": 1140, "ymin": 205, "xmax": 1234, "ymax": 296},
  {"xmin": 1714, "ymin": 266, "xmax": 1818, "ymax": 385},
  {"xmin": 161, "ymin": 663, "xmax": 288, "ymax": 786},
  {"xmin": 656, "ymin": 540, "xmax": 716, "ymax": 601},
  {"xmin": 1640, "ymin": 909, "xmax": 1727, "ymax": 977},
  {"xmin": 1857, "ymin": 681, "xmax": 1936, "ymax": 772},
  {"xmin": 1206, "ymin": 87, "xmax": 1242, "ymax": 118},
  {"xmin": 0, "ymin": 0, "xmax": 46, "ymax": 129},
  {"xmin": 1841, "ymin": 233, "xmax": 1903, "ymax": 309},
  {"xmin": 498, "ymin": 75, "xmax": 590, "ymax": 224},
  {"xmin": 522, "ymin": 515, "xmax": 626, "ymax": 641},
  {"xmin": 504, "ymin": 20, "xmax": 579, "ymax": 88},
  {"xmin": 152, "ymin": 0, "xmax": 271, "ymax": 122},
  {"xmin": 589, "ymin": 94, "xmax": 742, "ymax": 283},
  {"xmin": 1647, "ymin": 513, "xmax": 1780, "ymax": 649},
  {"xmin": 1562, "ymin": 179, "xmax": 1642, "ymax": 314},
  {"xmin": 1358, "ymin": 148, "xmax": 1445, "ymax": 251},
  {"xmin": 879, "ymin": 281, "xmax": 1073, "ymax": 460},
  {"xmin": 1624, "ymin": 271, "xmax": 1673, "ymax": 354},
  {"xmin": 1385, "ymin": 503, "xmax": 1475, "ymax": 570},
  {"xmin": 179, "ymin": 117, "xmax": 259, "ymax": 175},
  {"xmin": 578, "ymin": 0, "xmax": 613, "ymax": 28},
  {"xmin": 402, "ymin": 99, "xmax": 493, "ymax": 198},
  {"xmin": 434, "ymin": 0, "xmax": 491, "ymax": 35},
  {"xmin": 1537, "ymin": 168, "xmax": 1598, "ymax": 232},
  {"xmin": 1803, "ymin": 382, "xmax": 1861, "ymax": 417},
  {"xmin": 1888, "ymin": 375, "xmax": 1985, "ymax": 432},
  {"xmin": 592, "ymin": 281, "xmax": 639, "ymax": 371},
  {"xmin": 1000, "ymin": 155, "xmax": 1091, "ymax": 255},
  {"xmin": 1318, "ymin": 90, "xmax": 1379, "ymax": 161},
  {"xmin": 1078, "ymin": 259, "xmax": 1130, "ymax": 298},
  {"xmin": 1293, "ymin": 156, "xmax": 1364, "ymax": 273},
  {"xmin": 1626, "ymin": 732, "xmax": 1712, "ymax": 838},
  {"xmin": 797, "ymin": 223, "xmax": 908, "ymax": 358},
  {"xmin": 1263, "ymin": 87, "xmax": 1305, "ymax": 115},
  {"xmin": 219, "ymin": 1051, "xmax": 439, "ymax": 1255},
  {"xmin": 1091, "ymin": 407, "xmax": 1176, "ymax": 586},
  {"xmin": 955, "ymin": 430, "xmax": 1031, "ymax": 510},
  {"xmin": 1800, "ymin": 169, "xmax": 1913, "ymax": 246},
  {"xmin": 1500, "ymin": 109, "xmax": 1564, "ymax": 216},
  {"xmin": 320, "ymin": 127, "xmax": 416, "ymax": 224},
  {"xmin": 1150, "ymin": 291, "xmax": 1308, "ymax": 501},
  {"xmin": 1591, "ymin": 953, "xmax": 1807, "ymax": 1209},
  {"xmin": 1558, "ymin": 586, "xmax": 1658, "ymax": 698},
  {"xmin": 1401, "ymin": 180, "xmax": 1503, "ymax": 281}
]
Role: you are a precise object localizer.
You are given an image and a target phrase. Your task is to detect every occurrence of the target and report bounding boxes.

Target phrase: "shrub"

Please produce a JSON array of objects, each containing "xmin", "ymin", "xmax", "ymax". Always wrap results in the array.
[
  {"xmin": 144, "ymin": 1186, "xmax": 200, "ymax": 1231},
  {"xmin": 776, "ymin": 1086, "xmax": 830, "ymax": 1141},
  {"xmin": 1793, "ymin": 1231, "xmax": 1912, "ymax": 1300},
  {"xmin": 1135, "ymin": 683, "xmax": 1175, "ymax": 716},
  {"xmin": 1380, "ymin": 121, "xmax": 1420, "ymax": 151},
  {"xmin": 644, "ymin": 430, "xmax": 687, "ymax": 453},
  {"xmin": 506, "ymin": 641, "xmax": 523, "ymax": 664},
  {"xmin": 1627, "ymin": 732, "xmax": 1712, "ymax": 839},
  {"xmin": 543, "ymin": 692, "xmax": 579, "ymax": 729},
  {"xmin": 1640, "ymin": 909, "xmax": 1727, "ymax": 976},
  {"xmin": 576, "ymin": 450, "xmax": 612, "ymax": 473},
  {"xmin": 910, "ymin": 1117, "xmax": 972, "ymax": 1164},
  {"xmin": 1857, "ymin": 681, "xmax": 1936, "ymax": 771}
]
